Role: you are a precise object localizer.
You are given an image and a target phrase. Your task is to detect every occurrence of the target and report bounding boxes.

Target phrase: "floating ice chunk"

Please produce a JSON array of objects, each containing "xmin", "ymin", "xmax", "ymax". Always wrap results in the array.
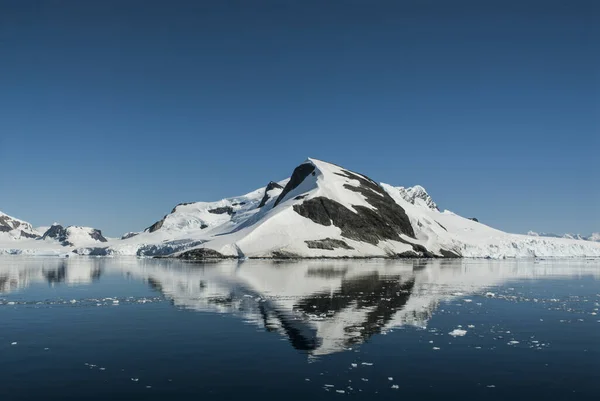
[
  {"xmin": 131, "ymin": 378, "xmax": 139, "ymax": 382},
  {"xmin": 388, "ymin": 377, "xmax": 393, "ymax": 381},
  {"xmin": 10, "ymin": 342, "xmax": 17, "ymax": 345},
  {"xmin": 464, "ymin": 299, "xmax": 472, "ymax": 303},
  {"xmin": 487, "ymin": 385, "xmax": 496, "ymax": 388},
  {"xmin": 361, "ymin": 378, "xmax": 369, "ymax": 382},
  {"xmin": 508, "ymin": 341, "xmax": 519, "ymax": 345},
  {"xmin": 146, "ymin": 386, "xmax": 152, "ymax": 389},
  {"xmin": 70, "ymin": 299, "xmax": 77, "ymax": 304},
  {"xmin": 432, "ymin": 347, "xmax": 440, "ymax": 350},
  {"xmin": 485, "ymin": 292, "xmax": 496, "ymax": 298},
  {"xmin": 324, "ymin": 384, "xmax": 334, "ymax": 387},
  {"xmin": 449, "ymin": 329, "xmax": 467, "ymax": 337},
  {"xmin": 361, "ymin": 362, "xmax": 373, "ymax": 366},
  {"xmin": 468, "ymin": 325, "xmax": 475, "ymax": 328},
  {"xmin": 351, "ymin": 363, "xmax": 357, "ymax": 368},
  {"xmin": 336, "ymin": 390, "xmax": 345, "ymax": 394},
  {"xmin": 100, "ymin": 368, "xmax": 106, "ymax": 371},
  {"xmin": 305, "ymin": 378, "xmax": 310, "ymax": 381},
  {"xmin": 391, "ymin": 385, "xmax": 399, "ymax": 389}
]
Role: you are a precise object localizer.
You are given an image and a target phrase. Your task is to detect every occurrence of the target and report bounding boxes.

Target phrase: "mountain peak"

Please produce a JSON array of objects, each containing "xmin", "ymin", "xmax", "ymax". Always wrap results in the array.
[{"xmin": 392, "ymin": 185, "xmax": 439, "ymax": 211}]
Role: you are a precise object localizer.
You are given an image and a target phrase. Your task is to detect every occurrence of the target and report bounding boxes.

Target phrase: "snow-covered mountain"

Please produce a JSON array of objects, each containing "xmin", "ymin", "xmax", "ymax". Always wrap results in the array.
[
  {"xmin": 41, "ymin": 224, "xmax": 108, "ymax": 247},
  {"xmin": 1, "ymin": 158, "xmax": 600, "ymax": 259},
  {"xmin": 0, "ymin": 211, "xmax": 41, "ymax": 240}
]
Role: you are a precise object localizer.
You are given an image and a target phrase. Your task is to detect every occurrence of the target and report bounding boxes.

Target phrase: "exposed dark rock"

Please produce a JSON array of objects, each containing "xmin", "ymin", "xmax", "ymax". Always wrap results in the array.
[
  {"xmin": 305, "ymin": 238, "xmax": 354, "ymax": 251},
  {"xmin": 146, "ymin": 217, "xmax": 166, "ymax": 233},
  {"xmin": 435, "ymin": 221, "xmax": 447, "ymax": 231},
  {"xmin": 200, "ymin": 223, "xmax": 209, "ymax": 229},
  {"xmin": 172, "ymin": 202, "xmax": 193, "ymax": 213},
  {"xmin": 409, "ymin": 244, "xmax": 435, "ymax": 257},
  {"xmin": 177, "ymin": 247, "xmax": 236, "ymax": 260},
  {"xmin": 231, "ymin": 201, "xmax": 246, "ymax": 206},
  {"xmin": 440, "ymin": 249, "xmax": 461, "ymax": 258},
  {"xmin": 0, "ymin": 215, "xmax": 22, "ymax": 230},
  {"xmin": 258, "ymin": 181, "xmax": 284, "ymax": 208},
  {"xmin": 271, "ymin": 250, "xmax": 301, "ymax": 259},
  {"xmin": 468, "ymin": 217, "xmax": 479, "ymax": 222},
  {"xmin": 294, "ymin": 195, "xmax": 307, "ymax": 200},
  {"xmin": 19, "ymin": 230, "xmax": 39, "ymax": 239},
  {"xmin": 273, "ymin": 162, "xmax": 316, "ymax": 207},
  {"xmin": 41, "ymin": 225, "xmax": 68, "ymax": 244},
  {"xmin": 395, "ymin": 250, "xmax": 421, "ymax": 258},
  {"xmin": 293, "ymin": 193, "xmax": 415, "ymax": 246},
  {"xmin": 89, "ymin": 229, "xmax": 107, "ymax": 243},
  {"xmin": 208, "ymin": 206, "xmax": 234, "ymax": 215}
]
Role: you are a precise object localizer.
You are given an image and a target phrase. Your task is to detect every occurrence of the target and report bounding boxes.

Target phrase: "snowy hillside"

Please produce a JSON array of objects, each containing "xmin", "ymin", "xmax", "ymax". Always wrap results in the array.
[
  {"xmin": 0, "ymin": 211, "xmax": 41, "ymax": 240},
  {"xmin": 1, "ymin": 158, "xmax": 599, "ymax": 259}
]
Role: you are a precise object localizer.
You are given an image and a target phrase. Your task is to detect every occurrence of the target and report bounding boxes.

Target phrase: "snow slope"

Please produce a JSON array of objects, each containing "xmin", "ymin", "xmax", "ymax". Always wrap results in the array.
[{"xmin": 1, "ymin": 158, "xmax": 599, "ymax": 259}]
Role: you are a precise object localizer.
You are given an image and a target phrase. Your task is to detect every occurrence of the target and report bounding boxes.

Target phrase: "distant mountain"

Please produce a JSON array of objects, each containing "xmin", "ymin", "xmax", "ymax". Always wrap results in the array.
[
  {"xmin": 527, "ymin": 231, "xmax": 600, "ymax": 242},
  {"xmin": 41, "ymin": 224, "xmax": 108, "ymax": 247},
  {"xmin": 2, "ymin": 158, "xmax": 600, "ymax": 259},
  {"xmin": 0, "ymin": 211, "xmax": 41, "ymax": 239}
]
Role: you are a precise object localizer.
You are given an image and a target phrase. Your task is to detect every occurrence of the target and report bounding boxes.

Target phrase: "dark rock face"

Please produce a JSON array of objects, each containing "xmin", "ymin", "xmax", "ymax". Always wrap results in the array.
[
  {"xmin": 305, "ymin": 238, "xmax": 354, "ymax": 251},
  {"xmin": 468, "ymin": 217, "xmax": 479, "ymax": 223},
  {"xmin": 19, "ymin": 230, "xmax": 40, "ymax": 239},
  {"xmin": 435, "ymin": 221, "xmax": 447, "ymax": 231},
  {"xmin": 273, "ymin": 162, "xmax": 316, "ymax": 208},
  {"xmin": 440, "ymin": 249, "xmax": 461, "ymax": 258},
  {"xmin": 293, "ymin": 194, "xmax": 415, "ymax": 246},
  {"xmin": 177, "ymin": 247, "xmax": 236, "ymax": 260},
  {"xmin": 258, "ymin": 181, "xmax": 284, "ymax": 208},
  {"xmin": 271, "ymin": 250, "xmax": 301, "ymax": 259},
  {"xmin": 146, "ymin": 218, "xmax": 165, "ymax": 233},
  {"xmin": 42, "ymin": 225, "xmax": 69, "ymax": 244},
  {"xmin": 0, "ymin": 215, "xmax": 21, "ymax": 230},
  {"xmin": 89, "ymin": 229, "xmax": 107, "ymax": 243},
  {"xmin": 208, "ymin": 206, "xmax": 234, "ymax": 215}
]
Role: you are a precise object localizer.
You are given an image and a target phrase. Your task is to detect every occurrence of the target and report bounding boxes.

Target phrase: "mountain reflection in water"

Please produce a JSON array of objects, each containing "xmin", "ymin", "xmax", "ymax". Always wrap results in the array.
[{"xmin": 1, "ymin": 257, "xmax": 598, "ymax": 356}]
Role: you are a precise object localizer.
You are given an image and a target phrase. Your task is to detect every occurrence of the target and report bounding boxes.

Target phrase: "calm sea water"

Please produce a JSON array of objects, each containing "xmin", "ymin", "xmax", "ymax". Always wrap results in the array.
[{"xmin": 1, "ymin": 257, "xmax": 599, "ymax": 400}]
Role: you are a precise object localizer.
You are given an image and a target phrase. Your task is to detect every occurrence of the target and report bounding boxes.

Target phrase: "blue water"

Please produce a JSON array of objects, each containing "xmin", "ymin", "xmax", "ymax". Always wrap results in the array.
[{"xmin": 1, "ymin": 257, "xmax": 599, "ymax": 400}]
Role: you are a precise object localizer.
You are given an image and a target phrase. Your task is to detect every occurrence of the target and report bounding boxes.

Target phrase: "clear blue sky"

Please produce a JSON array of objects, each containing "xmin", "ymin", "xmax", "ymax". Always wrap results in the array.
[{"xmin": 0, "ymin": 0, "xmax": 598, "ymax": 237}]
